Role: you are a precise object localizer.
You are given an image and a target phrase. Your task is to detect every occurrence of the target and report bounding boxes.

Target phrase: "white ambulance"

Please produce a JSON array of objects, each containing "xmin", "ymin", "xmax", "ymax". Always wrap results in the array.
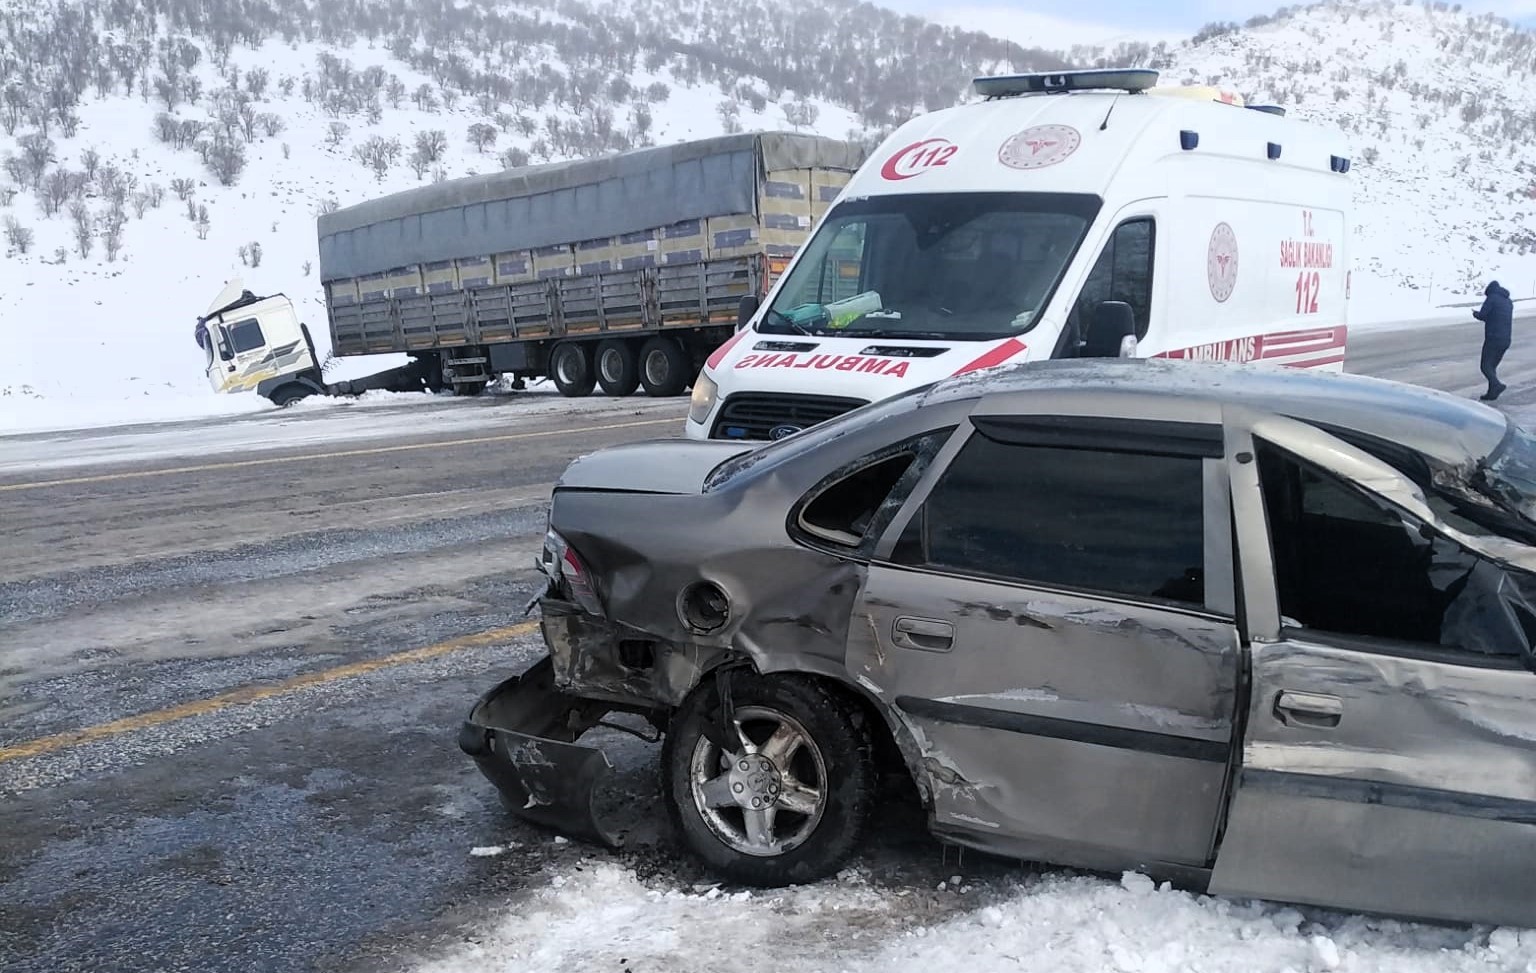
[{"xmin": 685, "ymin": 69, "xmax": 1353, "ymax": 441}]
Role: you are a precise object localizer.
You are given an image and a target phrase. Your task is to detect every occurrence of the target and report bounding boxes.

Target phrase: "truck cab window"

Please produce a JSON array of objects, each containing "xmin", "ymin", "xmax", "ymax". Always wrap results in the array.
[
  {"xmin": 227, "ymin": 318, "xmax": 266, "ymax": 355},
  {"xmin": 1255, "ymin": 439, "xmax": 1531, "ymax": 658},
  {"xmin": 1069, "ymin": 218, "xmax": 1155, "ymax": 341}
]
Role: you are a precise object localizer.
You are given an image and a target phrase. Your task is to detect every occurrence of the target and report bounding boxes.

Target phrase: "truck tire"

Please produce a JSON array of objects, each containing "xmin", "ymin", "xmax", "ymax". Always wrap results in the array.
[
  {"xmin": 268, "ymin": 384, "xmax": 313, "ymax": 408},
  {"xmin": 550, "ymin": 342, "xmax": 596, "ymax": 398},
  {"xmin": 639, "ymin": 336, "xmax": 690, "ymax": 397},
  {"xmin": 595, "ymin": 339, "xmax": 640, "ymax": 397}
]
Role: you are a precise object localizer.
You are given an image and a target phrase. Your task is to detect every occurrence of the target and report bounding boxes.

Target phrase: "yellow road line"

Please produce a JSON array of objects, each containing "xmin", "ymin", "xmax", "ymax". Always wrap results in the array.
[
  {"xmin": 0, "ymin": 417, "xmax": 678, "ymax": 494},
  {"xmin": 0, "ymin": 621, "xmax": 540, "ymax": 765}
]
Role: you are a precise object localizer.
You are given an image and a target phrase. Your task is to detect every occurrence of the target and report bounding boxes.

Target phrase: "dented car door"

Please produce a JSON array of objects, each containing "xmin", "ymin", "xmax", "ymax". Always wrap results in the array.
[
  {"xmin": 1209, "ymin": 423, "xmax": 1536, "ymax": 929},
  {"xmin": 848, "ymin": 412, "xmax": 1243, "ymax": 876}
]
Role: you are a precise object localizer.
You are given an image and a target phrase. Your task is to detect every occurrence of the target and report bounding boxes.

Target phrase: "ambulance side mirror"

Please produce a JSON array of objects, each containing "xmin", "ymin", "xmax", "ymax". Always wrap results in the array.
[
  {"xmin": 1084, "ymin": 301, "xmax": 1137, "ymax": 358},
  {"xmin": 737, "ymin": 294, "xmax": 760, "ymax": 331}
]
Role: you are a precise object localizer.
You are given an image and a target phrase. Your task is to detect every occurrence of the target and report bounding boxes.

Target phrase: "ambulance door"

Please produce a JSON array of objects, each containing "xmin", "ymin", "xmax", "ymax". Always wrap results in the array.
[{"xmin": 1053, "ymin": 206, "xmax": 1159, "ymax": 359}]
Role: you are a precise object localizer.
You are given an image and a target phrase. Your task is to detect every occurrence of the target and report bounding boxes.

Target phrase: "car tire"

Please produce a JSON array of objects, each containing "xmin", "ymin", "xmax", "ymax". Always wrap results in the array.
[
  {"xmin": 595, "ymin": 339, "xmax": 641, "ymax": 397},
  {"xmin": 661, "ymin": 671, "xmax": 874, "ymax": 887},
  {"xmin": 638, "ymin": 336, "xmax": 690, "ymax": 397},
  {"xmin": 550, "ymin": 342, "xmax": 596, "ymax": 398}
]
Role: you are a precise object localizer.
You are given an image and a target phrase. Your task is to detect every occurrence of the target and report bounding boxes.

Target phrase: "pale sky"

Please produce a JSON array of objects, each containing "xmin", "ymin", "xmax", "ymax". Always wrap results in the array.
[{"xmin": 881, "ymin": 0, "xmax": 1536, "ymax": 48}]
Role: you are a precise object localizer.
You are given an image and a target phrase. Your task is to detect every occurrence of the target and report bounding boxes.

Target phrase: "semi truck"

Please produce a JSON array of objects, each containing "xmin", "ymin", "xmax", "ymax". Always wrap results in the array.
[{"xmin": 197, "ymin": 132, "xmax": 867, "ymax": 407}]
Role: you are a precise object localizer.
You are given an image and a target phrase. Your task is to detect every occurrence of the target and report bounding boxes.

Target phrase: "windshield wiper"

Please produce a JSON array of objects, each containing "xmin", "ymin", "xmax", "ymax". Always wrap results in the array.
[
  {"xmin": 761, "ymin": 307, "xmax": 811, "ymax": 336},
  {"xmin": 836, "ymin": 328, "xmax": 957, "ymax": 341}
]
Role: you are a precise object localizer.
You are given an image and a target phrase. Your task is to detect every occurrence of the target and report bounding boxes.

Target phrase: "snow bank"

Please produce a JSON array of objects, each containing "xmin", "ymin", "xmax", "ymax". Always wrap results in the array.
[{"xmin": 419, "ymin": 861, "xmax": 1536, "ymax": 973}]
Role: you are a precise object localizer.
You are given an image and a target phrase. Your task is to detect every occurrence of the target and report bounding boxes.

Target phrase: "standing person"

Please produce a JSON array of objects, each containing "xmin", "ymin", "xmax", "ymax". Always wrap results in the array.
[{"xmin": 1473, "ymin": 280, "xmax": 1514, "ymax": 401}]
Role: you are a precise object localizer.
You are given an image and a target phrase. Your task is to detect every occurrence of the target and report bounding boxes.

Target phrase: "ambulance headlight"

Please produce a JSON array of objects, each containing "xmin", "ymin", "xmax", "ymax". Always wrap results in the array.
[{"xmin": 688, "ymin": 372, "xmax": 719, "ymax": 425}]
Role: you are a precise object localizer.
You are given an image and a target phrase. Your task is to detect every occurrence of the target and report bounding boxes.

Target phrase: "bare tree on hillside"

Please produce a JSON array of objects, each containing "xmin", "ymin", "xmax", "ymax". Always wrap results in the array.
[
  {"xmin": 171, "ymin": 177, "xmax": 196, "ymax": 201},
  {"xmin": 782, "ymin": 99, "xmax": 819, "ymax": 131},
  {"xmin": 238, "ymin": 103, "xmax": 259, "ymax": 142},
  {"xmin": 80, "ymin": 147, "xmax": 100, "ymax": 181},
  {"xmin": 327, "ymin": 121, "xmax": 350, "ymax": 147},
  {"xmin": 426, "ymin": 122, "xmax": 459, "ymax": 154},
  {"xmin": 716, "ymin": 99, "xmax": 742, "ymax": 134},
  {"xmin": 41, "ymin": 168, "xmax": 78, "ymax": 217},
  {"xmin": 195, "ymin": 203, "xmax": 210, "ymax": 240},
  {"xmin": 1, "ymin": 84, "xmax": 28, "ymax": 136},
  {"xmin": 468, "ymin": 122, "xmax": 497, "ymax": 153},
  {"xmin": 69, "ymin": 200, "xmax": 93, "ymax": 258},
  {"xmin": 246, "ymin": 68, "xmax": 270, "ymax": 100},
  {"xmin": 206, "ymin": 137, "xmax": 247, "ymax": 186},
  {"xmin": 18, "ymin": 133, "xmax": 55, "ymax": 189},
  {"xmin": 4, "ymin": 216, "xmax": 34, "ymax": 254},
  {"xmin": 259, "ymin": 113, "xmax": 285, "ymax": 137},
  {"xmin": 353, "ymin": 135, "xmax": 401, "ymax": 181},
  {"xmin": 102, "ymin": 207, "xmax": 127, "ymax": 261},
  {"xmin": 155, "ymin": 74, "xmax": 180, "ymax": 111}
]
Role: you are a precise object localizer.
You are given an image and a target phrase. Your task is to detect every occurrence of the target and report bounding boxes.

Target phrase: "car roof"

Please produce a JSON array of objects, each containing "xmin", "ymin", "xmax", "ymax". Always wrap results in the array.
[{"xmin": 923, "ymin": 358, "xmax": 1510, "ymax": 467}]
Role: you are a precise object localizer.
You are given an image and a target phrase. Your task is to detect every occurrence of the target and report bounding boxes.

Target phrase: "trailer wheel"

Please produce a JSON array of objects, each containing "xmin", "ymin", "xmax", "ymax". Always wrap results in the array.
[
  {"xmin": 595, "ymin": 339, "xmax": 641, "ymax": 397},
  {"xmin": 550, "ymin": 342, "xmax": 596, "ymax": 398},
  {"xmin": 639, "ymin": 336, "xmax": 690, "ymax": 397}
]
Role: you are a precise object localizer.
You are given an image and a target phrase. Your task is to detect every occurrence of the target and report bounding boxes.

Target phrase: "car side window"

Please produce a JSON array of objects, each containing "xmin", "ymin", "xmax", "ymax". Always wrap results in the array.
[
  {"xmin": 1069, "ymin": 218, "xmax": 1155, "ymax": 340},
  {"xmin": 889, "ymin": 423, "xmax": 1208, "ymax": 607},
  {"xmin": 1255, "ymin": 439, "xmax": 1529, "ymax": 658},
  {"xmin": 793, "ymin": 428, "xmax": 955, "ymax": 553}
]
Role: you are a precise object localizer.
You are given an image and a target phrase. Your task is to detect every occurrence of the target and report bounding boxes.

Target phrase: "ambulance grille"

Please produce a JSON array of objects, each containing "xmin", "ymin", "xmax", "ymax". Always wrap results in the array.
[{"xmin": 710, "ymin": 393, "xmax": 868, "ymax": 440}]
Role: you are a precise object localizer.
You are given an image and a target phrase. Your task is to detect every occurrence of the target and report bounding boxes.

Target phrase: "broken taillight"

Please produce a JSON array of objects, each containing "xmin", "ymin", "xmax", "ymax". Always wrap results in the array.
[{"xmin": 542, "ymin": 529, "xmax": 604, "ymax": 617}]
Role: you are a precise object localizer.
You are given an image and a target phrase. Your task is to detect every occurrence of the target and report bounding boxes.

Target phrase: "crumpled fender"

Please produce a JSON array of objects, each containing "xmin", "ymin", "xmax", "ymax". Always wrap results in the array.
[{"xmin": 457, "ymin": 655, "xmax": 624, "ymax": 848}]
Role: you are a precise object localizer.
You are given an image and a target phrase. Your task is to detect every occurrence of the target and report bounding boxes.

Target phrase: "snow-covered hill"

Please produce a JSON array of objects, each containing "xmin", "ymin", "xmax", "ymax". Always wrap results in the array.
[{"xmin": 1, "ymin": 0, "xmax": 1533, "ymax": 427}]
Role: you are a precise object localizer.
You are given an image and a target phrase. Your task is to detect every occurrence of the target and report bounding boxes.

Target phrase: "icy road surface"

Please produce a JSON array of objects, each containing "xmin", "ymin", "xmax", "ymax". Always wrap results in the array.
[{"xmin": 3, "ymin": 317, "xmax": 1536, "ymax": 973}]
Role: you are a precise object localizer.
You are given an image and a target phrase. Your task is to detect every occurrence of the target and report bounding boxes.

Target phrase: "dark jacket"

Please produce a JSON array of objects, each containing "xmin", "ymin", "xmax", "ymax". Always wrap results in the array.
[{"xmin": 1474, "ymin": 281, "xmax": 1514, "ymax": 344}]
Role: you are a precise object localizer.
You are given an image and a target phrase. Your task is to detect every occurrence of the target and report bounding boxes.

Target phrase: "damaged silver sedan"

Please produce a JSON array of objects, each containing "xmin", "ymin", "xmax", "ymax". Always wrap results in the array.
[{"xmin": 459, "ymin": 358, "xmax": 1536, "ymax": 928}]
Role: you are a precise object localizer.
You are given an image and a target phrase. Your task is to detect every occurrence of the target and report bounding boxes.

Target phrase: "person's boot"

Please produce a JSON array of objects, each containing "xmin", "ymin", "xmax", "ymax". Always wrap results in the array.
[{"xmin": 1482, "ymin": 381, "xmax": 1507, "ymax": 401}]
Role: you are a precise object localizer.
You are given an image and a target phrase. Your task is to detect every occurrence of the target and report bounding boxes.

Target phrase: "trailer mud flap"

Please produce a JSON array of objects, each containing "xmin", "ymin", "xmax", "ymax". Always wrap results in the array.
[{"xmin": 457, "ymin": 655, "xmax": 623, "ymax": 849}]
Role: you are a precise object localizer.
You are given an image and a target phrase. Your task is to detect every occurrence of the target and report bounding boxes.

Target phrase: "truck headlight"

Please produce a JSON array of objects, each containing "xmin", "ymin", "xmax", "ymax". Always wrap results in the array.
[{"xmin": 688, "ymin": 372, "xmax": 718, "ymax": 425}]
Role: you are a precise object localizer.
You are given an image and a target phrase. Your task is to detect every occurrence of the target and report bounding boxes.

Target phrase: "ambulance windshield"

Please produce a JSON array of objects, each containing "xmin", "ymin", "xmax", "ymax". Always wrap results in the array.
[{"xmin": 763, "ymin": 192, "xmax": 1101, "ymax": 341}]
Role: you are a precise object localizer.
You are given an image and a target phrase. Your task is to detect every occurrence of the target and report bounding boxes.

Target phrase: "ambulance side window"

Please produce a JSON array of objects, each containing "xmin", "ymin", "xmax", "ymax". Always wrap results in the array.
[{"xmin": 1071, "ymin": 219, "xmax": 1155, "ymax": 340}]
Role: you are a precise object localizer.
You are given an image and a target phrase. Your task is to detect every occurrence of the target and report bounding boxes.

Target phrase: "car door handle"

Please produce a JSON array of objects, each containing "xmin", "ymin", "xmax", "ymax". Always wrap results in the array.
[
  {"xmin": 892, "ymin": 617, "xmax": 954, "ymax": 652},
  {"xmin": 1274, "ymin": 690, "xmax": 1343, "ymax": 728}
]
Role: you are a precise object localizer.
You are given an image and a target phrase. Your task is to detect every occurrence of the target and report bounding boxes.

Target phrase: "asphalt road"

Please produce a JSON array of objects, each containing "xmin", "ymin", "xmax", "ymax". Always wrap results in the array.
[{"xmin": 1, "ymin": 317, "xmax": 1533, "ymax": 973}]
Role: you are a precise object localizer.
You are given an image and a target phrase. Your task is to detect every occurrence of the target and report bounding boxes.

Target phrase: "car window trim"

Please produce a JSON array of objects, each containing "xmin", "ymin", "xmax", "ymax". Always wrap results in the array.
[
  {"xmin": 1278, "ymin": 626, "xmax": 1528, "ymax": 671},
  {"xmin": 866, "ymin": 560, "xmax": 1239, "ymax": 624},
  {"xmin": 972, "ymin": 414, "xmax": 1225, "ymax": 458}
]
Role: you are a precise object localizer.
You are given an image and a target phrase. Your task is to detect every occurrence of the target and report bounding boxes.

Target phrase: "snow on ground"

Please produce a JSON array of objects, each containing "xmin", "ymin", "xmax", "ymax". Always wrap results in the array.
[
  {"xmin": 3, "ymin": 0, "xmax": 1534, "ymax": 435},
  {"xmin": 0, "ymin": 34, "xmax": 852, "ymax": 428},
  {"xmin": 420, "ymin": 859, "xmax": 1536, "ymax": 973},
  {"xmin": 0, "ymin": 386, "xmax": 680, "ymax": 473}
]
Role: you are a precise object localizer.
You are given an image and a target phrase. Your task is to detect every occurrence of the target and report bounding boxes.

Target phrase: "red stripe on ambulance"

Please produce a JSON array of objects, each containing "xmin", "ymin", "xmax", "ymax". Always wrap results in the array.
[
  {"xmin": 706, "ymin": 328, "xmax": 749, "ymax": 370},
  {"xmin": 1158, "ymin": 325, "xmax": 1346, "ymax": 367},
  {"xmin": 952, "ymin": 337, "xmax": 1028, "ymax": 375}
]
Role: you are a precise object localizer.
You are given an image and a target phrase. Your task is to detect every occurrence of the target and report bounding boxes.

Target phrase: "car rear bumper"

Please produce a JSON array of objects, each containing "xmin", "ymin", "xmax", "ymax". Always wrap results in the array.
[{"xmin": 457, "ymin": 654, "xmax": 624, "ymax": 848}]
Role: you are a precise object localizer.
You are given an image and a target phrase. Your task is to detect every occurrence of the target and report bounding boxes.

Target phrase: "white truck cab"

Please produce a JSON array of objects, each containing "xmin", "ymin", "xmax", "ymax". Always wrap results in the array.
[
  {"xmin": 686, "ymin": 69, "xmax": 1353, "ymax": 441},
  {"xmin": 196, "ymin": 279, "xmax": 322, "ymax": 404}
]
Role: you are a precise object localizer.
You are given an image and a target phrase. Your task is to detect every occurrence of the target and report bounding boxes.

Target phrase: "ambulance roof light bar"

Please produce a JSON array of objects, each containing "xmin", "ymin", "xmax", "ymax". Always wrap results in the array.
[{"xmin": 973, "ymin": 69, "xmax": 1160, "ymax": 100}]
